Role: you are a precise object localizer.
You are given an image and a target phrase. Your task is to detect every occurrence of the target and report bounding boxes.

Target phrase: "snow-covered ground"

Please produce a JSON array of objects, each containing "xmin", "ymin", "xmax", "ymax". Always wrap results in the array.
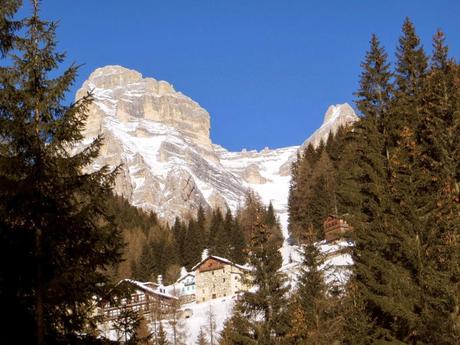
[
  {"xmin": 173, "ymin": 241, "xmax": 352, "ymax": 344},
  {"xmin": 180, "ymin": 296, "xmax": 235, "ymax": 342},
  {"xmin": 99, "ymin": 239, "xmax": 352, "ymax": 344}
]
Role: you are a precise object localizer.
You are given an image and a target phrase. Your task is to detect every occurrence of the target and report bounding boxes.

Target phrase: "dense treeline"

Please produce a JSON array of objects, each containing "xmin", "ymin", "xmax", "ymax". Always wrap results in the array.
[
  {"xmin": 105, "ymin": 195, "xmax": 166, "ymax": 282},
  {"xmin": 118, "ymin": 191, "xmax": 283, "ymax": 285},
  {"xmin": 288, "ymin": 126, "xmax": 349, "ymax": 242},
  {"xmin": 339, "ymin": 20, "xmax": 460, "ymax": 344},
  {"xmin": 222, "ymin": 18, "xmax": 460, "ymax": 345}
]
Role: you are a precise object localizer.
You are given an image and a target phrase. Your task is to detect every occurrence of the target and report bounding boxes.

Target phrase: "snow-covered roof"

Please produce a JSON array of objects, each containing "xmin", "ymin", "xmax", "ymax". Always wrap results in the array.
[
  {"xmin": 142, "ymin": 281, "xmax": 159, "ymax": 289},
  {"xmin": 177, "ymin": 271, "xmax": 196, "ymax": 283},
  {"xmin": 118, "ymin": 279, "xmax": 178, "ymax": 300},
  {"xmin": 191, "ymin": 255, "xmax": 250, "ymax": 272}
]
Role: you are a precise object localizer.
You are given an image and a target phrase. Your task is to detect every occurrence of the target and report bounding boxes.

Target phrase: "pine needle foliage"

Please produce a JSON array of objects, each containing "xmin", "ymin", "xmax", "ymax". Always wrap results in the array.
[
  {"xmin": 0, "ymin": 1, "xmax": 123, "ymax": 343},
  {"xmin": 340, "ymin": 20, "xmax": 460, "ymax": 345},
  {"xmin": 235, "ymin": 205, "xmax": 290, "ymax": 345}
]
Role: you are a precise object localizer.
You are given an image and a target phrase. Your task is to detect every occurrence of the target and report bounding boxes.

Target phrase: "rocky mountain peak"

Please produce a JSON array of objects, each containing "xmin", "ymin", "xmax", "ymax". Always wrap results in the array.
[
  {"xmin": 84, "ymin": 65, "xmax": 143, "ymax": 89},
  {"xmin": 304, "ymin": 102, "xmax": 358, "ymax": 148},
  {"xmin": 81, "ymin": 65, "xmax": 178, "ymax": 96},
  {"xmin": 322, "ymin": 103, "xmax": 356, "ymax": 124},
  {"xmin": 76, "ymin": 65, "xmax": 211, "ymax": 148}
]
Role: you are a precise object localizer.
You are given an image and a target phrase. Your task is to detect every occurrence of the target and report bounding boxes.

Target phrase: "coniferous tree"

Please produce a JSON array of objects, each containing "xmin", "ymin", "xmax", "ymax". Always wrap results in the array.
[
  {"xmin": 196, "ymin": 205, "xmax": 207, "ymax": 247},
  {"xmin": 196, "ymin": 328, "xmax": 209, "ymax": 345},
  {"xmin": 288, "ymin": 145, "xmax": 315, "ymax": 242},
  {"xmin": 209, "ymin": 208, "xmax": 227, "ymax": 257},
  {"xmin": 0, "ymin": 0, "xmax": 21, "ymax": 55},
  {"xmin": 219, "ymin": 308, "xmax": 256, "ymax": 345},
  {"xmin": 386, "ymin": 20, "xmax": 453, "ymax": 344},
  {"xmin": 339, "ymin": 33, "xmax": 420, "ymax": 344},
  {"xmin": 289, "ymin": 142, "xmax": 334, "ymax": 242},
  {"xmin": 236, "ymin": 205, "xmax": 290, "ymax": 344},
  {"xmin": 151, "ymin": 230, "xmax": 175, "ymax": 280},
  {"xmin": 228, "ymin": 212, "xmax": 246, "ymax": 264},
  {"xmin": 403, "ymin": 30, "xmax": 460, "ymax": 343},
  {"xmin": 157, "ymin": 321, "xmax": 170, "ymax": 345},
  {"xmin": 341, "ymin": 22, "xmax": 460, "ymax": 345},
  {"xmin": 394, "ymin": 18, "xmax": 428, "ymax": 129},
  {"xmin": 172, "ymin": 217, "xmax": 186, "ymax": 267},
  {"xmin": 288, "ymin": 229, "xmax": 343, "ymax": 344},
  {"xmin": 218, "ymin": 320, "xmax": 233, "ymax": 345},
  {"xmin": 263, "ymin": 201, "xmax": 284, "ymax": 247},
  {"xmin": 325, "ymin": 125, "xmax": 349, "ymax": 168},
  {"xmin": 265, "ymin": 202, "xmax": 276, "ymax": 228},
  {"xmin": 133, "ymin": 241, "xmax": 155, "ymax": 281},
  {"xmin": 221, "ymin": 209, "xmax": 235, "ymax": 259},
  {"xmin": 183, "ymin": 219, "xmax": 204, "ymax": 270},
  {"xmin": 237, "ymin": 191, "xmax": 261, "ymax": 242},
  {"xmin": 310, "ymin": 150, "xmax": 336, "ymax": 239},
  {"xmin": 426, "ymin": 31, "xmax": 460, "ymax": 338},
  {"xmin": 0, "ymin": 2, "xmax": 123, "ymax": 343}
]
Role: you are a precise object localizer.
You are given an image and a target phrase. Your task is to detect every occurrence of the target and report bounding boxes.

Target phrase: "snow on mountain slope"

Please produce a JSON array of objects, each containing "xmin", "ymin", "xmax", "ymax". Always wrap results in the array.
[
  {"xmin": 76, "ymin": 66, "xmax": 248, "ymax": 222},
  {"xmin": 76, "ymin": 65, "xmax": 358, "ymax": 226},
  {"xmin": 78, "ymin": 66, "xmax": 358, "ymax": 344},
  {"xmin": 215, "ymin": 145, "xmax": 298, "ymax": 238},
  {"xmin": 216, "ymin": 103, "xmax": 357, "ymax": 236},
  {"xmin": 181, "ymin": 296, "xmax": 235, "ymax": 342}
]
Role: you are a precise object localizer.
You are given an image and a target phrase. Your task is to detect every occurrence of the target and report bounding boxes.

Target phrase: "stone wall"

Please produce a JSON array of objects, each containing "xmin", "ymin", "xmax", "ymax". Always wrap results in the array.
[{"xmin": 195, "ymin": 260, "xmax": 247, "ymax": 303}]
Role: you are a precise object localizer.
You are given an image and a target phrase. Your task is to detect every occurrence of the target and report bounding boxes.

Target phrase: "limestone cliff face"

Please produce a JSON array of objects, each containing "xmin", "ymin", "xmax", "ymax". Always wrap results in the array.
[
  {"xmin": 77, "ymin": 65, "xmax": 212, "ymax": 149},
  {"xmin": 75, "ymin": 65, "xmax": 245, "ymax": 222},
  {"xmin": 76, "ymin": 65, "xmax": 358, "ymax": 224}
]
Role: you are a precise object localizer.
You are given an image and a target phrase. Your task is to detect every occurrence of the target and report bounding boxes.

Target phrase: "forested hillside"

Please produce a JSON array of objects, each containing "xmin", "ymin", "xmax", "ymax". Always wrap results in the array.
[
  {"xmin": 108, "ymin": 192, "xmax": 283, "ymax": 285},
  {"xmin": 288, "ymin": 125, "xmax": 350, "ymax": 242},
  {"xmin": 283, "ymin": 18, "xmax": 460, "ymax": 345}
]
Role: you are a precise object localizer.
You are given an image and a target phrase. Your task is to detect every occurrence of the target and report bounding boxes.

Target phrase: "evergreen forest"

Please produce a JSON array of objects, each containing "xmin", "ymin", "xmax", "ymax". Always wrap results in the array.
[{"xmin": 0, "ymin": 1, "xmax": 459, "ymax": 344}]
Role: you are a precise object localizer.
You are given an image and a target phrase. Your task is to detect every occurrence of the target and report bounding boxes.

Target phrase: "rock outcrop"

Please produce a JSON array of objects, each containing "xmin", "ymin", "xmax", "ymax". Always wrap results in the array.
[
  {"xmin": 77, "ymin": 65, "xmax": 212, "ymax": 149},
  {"xmin": 303, "ymin": 103, "xmax": 357, "ymax": 147},
  {"xmin": 75, "ymin": 65, "xmax": 245, "ymax": 222}
]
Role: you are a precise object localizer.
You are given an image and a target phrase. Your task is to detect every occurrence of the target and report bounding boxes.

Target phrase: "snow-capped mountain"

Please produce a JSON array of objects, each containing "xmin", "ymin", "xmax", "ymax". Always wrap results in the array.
[
  {"xmin": 215, "ymin": 103, "xmax": 357, "ymax": 238},
  {"xmin": 215, "ymin": 145, "xmax": 298, "ymax": 238},
  {"xmin": 303, "ymin": 103, "xmax": 357, "ymax": 148},
  {"xmin": 75, "ymin": 65, "xmax": 358, "ymax": 225},
  {"xmin": 80, "ymin": 66, "xmax": 358, "ymax": 343}
]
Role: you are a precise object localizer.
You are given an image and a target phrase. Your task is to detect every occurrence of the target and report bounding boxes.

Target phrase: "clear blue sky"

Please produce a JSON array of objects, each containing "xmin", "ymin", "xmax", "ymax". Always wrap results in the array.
[{"xmin": 23, "ymin": 0, "xmax": 460, "ymax": 151}]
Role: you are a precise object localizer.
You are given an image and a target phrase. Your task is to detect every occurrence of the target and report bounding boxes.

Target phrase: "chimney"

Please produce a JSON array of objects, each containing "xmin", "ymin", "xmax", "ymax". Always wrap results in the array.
[
  {"xmin": 201, "ymin": 248, "xmax": 209, "ymax": 261},
  {"xmin": 157, "ymin": 274, "xmax": 163, "ymax": 286}
]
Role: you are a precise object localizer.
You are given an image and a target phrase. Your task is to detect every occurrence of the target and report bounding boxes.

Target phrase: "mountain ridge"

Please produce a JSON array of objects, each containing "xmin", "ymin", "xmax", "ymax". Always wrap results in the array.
[{"xmin": 75, "ymin": 65, "xmax": 358, "ymax": 225}]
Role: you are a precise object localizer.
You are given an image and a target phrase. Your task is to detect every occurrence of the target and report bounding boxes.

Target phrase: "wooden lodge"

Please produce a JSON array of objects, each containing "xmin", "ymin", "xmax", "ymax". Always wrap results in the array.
[
  {"xmin": 324, "ymin": 215, "xmax": 352, "ymax": 242},
  {"xmin": 99, "ymin": 279, "xmax": 178, "ymax": 321}
]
